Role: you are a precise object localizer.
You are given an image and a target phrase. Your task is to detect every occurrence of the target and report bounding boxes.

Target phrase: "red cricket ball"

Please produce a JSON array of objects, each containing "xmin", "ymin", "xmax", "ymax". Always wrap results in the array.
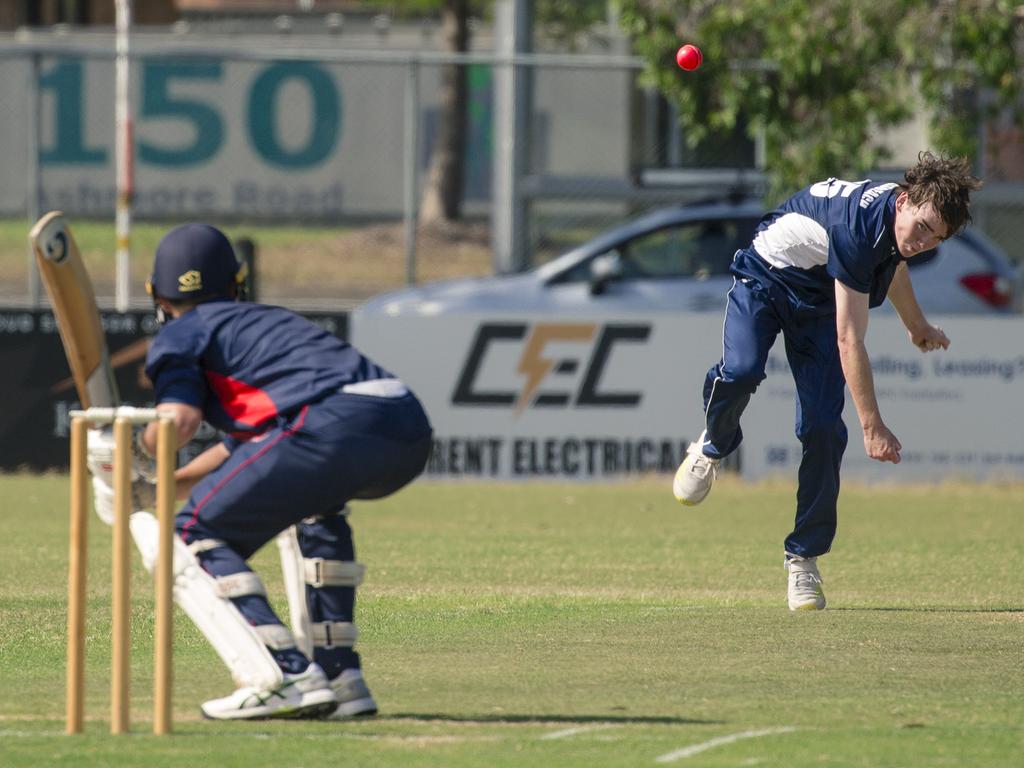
[{"xmin": 676, "ymin": 44, "xmax": 703, "ymax": 71}]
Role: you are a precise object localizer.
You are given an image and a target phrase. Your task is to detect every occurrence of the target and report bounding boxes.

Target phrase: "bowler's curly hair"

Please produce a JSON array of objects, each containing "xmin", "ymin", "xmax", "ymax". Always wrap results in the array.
[{"xmin": 902, "ymin": 151, "xmax": 982, "ymax": 236}]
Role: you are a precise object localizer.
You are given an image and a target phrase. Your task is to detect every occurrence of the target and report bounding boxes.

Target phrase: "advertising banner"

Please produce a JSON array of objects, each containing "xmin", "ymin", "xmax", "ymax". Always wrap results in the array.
[
  {"xmin": 745, "ymin": 317, "xmax": 1024, "ymax": 481},
  {"xmin": 0, "ymin": 307, "xmax": 348, "ymax": 470},
  {"xmin": 0, "ymin": 49, "xmax": 467, "ymax": 219},
  {"xmin": 352, "ymin": 311, "xmax": 1024, "ymax": 482},
  {"xmin": 8, "ymin": 305, "xmax": 1020, "ymax": 480}
]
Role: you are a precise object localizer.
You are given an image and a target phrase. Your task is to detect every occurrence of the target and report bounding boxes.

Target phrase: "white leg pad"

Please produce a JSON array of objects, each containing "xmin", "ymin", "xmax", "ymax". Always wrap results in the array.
[
  {"xmin": 276, "ymin": 522, "xmax": 365, "ymax": 658},
  {"xmin": 130, "ymin": 511, "xmax": 284, "ymax": 690},
  {"xmin": 276, "ymin": 526, "xmax": 313, "ymax": 657}
]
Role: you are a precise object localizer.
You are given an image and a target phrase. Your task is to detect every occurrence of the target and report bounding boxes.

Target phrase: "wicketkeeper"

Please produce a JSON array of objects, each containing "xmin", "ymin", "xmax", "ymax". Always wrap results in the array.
[{"xmin": 87, "ymin": 223, "xmax": 432, "ymax": 719}]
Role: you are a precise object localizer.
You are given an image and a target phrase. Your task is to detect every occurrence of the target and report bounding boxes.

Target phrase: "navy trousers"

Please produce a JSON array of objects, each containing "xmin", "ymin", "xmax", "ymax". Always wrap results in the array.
[
  {"xmin": 701, "ymin": 252, "xmax": 848, "ymax": 558},
  {"xmin": 177, "ymin": 389, "xmax": 432, "ymax": 677}
]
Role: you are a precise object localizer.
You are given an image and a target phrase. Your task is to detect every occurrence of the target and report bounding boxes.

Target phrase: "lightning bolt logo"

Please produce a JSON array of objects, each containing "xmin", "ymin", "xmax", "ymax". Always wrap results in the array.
[{"xmin": 515, "ymin": 324, "xmax": 596, "ymax": 413}]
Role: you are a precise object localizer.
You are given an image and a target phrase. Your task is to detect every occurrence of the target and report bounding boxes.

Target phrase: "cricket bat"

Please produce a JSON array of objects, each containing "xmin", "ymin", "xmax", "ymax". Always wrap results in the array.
[{"xmin": 29, "ymin": 211, "xmax": 120, "ymax": 408}]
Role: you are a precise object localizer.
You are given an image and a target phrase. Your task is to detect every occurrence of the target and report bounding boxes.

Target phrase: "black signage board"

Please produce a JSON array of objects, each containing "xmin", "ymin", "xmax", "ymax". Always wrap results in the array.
[{"xmin": 0, "ymin": 308, "xmax": 348, "ymax": 470}]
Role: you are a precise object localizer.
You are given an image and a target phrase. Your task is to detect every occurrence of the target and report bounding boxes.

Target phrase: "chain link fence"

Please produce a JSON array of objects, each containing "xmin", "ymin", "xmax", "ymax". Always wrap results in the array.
[{"xmin": 1, "ymin": 30, "xmax": 1021, "ymax": 309}]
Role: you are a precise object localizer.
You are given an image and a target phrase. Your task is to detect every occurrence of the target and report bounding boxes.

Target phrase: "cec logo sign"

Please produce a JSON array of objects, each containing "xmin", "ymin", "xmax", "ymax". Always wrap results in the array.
[
  {"xmin": 452, "ymin": 322, "xmax": 651, "ymax": 411},
  {"xmin": 350, "ymin": 313, "xmax": 712, "ymax": 479}
]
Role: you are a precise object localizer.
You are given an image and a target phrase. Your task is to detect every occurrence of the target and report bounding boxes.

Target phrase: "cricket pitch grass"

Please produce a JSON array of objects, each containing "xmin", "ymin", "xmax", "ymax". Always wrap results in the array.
[{"xmin": 1, "ymin": 474, "xmax": 1021, "ymax": 767}]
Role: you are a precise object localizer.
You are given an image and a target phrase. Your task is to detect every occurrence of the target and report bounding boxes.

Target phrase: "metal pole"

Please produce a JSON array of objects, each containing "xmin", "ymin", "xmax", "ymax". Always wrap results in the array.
[
  {"xmin": 27, "ymin": 52, "xmax": 42, "ymax": 308},
  {"xmin": 234, "ymin": 237, "xmax": 259, "ymax": 301},
  {"xmin": 973, "ymin": 84, "xmax": 988, "ymax": 232},
  {"xmin": 492, "ymin": 0, "xmax": 532, "ymax": 274},
  {"xmin": 114, "ymin": 0, "xmax": 134, "ymax": 311},
  {"xmin": 403, "ymin": 60, "xmax": 420, "ymax": 286}
]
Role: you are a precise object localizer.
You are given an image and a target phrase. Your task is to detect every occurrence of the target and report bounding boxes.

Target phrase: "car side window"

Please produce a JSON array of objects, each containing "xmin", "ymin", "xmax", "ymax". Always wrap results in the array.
[{"xmin": 622, "ymin": 218, "xmax": 757, "ymax": 279}]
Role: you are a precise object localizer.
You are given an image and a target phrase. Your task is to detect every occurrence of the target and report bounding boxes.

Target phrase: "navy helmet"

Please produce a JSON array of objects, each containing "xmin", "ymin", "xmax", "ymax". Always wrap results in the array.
[{"xmin": 147, "ymin": 223, "xmax": 246, "ymax": 301}]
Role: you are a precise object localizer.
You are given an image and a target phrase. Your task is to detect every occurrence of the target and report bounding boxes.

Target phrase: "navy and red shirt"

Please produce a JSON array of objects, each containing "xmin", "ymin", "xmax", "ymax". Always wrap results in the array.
[
  {"xmin": 743, "ymin": 178, "xmax": 925, "ymax": 310},
  {"xmin": 145, "ymin": 300, "xmax": 393, "ymax": 438}
]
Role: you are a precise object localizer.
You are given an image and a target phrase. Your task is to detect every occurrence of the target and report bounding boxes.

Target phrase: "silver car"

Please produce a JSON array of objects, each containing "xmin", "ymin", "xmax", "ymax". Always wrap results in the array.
[{"xmin": 362, "ymin": 197, "xmax": 1021, "ymax": 316}]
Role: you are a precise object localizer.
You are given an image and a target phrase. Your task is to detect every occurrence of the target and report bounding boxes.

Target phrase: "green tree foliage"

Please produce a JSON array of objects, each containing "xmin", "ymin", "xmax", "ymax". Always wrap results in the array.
[
  {"xmin": 536, "ymin": 0, "xmax": 610, "ymax": 48},
  {"xmin": 617, "ymin": 0, "xmax": 1023, "ymax": 198},
  {"xmin": 391, "ymin": 0, "xmax": 609, "ymax": 222}
]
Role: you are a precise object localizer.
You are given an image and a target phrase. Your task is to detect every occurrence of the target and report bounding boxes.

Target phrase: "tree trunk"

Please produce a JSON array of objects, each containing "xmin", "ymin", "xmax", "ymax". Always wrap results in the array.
[{"xmin": 419, "ymin": 0, "xmax": 470, "ymax": 227}]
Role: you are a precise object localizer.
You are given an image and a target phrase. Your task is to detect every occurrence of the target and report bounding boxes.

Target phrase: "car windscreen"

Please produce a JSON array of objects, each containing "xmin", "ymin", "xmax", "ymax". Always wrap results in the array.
[
  {"xmin": 621, "ymin": 217, "xmax": 760, "ymax": 278},
  {"xmin": 558, "ymin": 216, "xmax": 761, "ymax": 283}
]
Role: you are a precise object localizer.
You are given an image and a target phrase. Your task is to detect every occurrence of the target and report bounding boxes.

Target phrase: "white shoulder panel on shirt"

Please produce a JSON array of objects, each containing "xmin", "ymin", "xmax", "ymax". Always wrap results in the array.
[{"xmin": 751, "ymin": 212, "xmax": 829, "ymax": 270}]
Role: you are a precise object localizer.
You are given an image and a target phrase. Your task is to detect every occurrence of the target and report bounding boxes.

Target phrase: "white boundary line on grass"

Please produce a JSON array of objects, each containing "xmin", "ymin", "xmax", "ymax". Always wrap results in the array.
[
  {"xmin": 655, "ymin": 726, "xmax": 797, "ymax": 763},
  {"xmin": 540, "ymin": 724, "xmax": 616, "ymax": 740}
]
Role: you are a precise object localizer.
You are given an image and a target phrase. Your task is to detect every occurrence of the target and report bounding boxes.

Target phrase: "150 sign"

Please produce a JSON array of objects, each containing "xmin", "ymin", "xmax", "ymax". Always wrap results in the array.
[{"xmin": 41, "ymin": 58, "xmax": 341, "ymax": 169}]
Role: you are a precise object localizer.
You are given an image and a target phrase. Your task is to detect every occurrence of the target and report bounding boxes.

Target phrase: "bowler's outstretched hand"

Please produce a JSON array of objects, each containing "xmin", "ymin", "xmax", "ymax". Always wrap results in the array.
[{"xmin": 864, "ymin": 422, "xmax": 902, "ymax": 464}]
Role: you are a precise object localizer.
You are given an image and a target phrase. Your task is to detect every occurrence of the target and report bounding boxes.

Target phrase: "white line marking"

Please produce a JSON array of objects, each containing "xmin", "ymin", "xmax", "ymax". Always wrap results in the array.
[
  {"xmin": 655, "ymin": 727, "xmax": 797, "ymax": 763},
  {"xmin": 540, "ymin": 724, "xmax": 615, "ymax": 740}
]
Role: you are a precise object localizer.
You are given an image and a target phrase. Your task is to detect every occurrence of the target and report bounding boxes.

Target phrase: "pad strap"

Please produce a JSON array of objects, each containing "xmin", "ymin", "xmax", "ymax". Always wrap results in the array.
[
  {"xmin": 254, "ymin": 623, "xmax": 298, "ymax": 650},
  {"xmin": 311, "ymin": 621, "xmax": 359, "ymax": 648},
  {"xmin": 216, "ymin": 571, "xmax": 268, "ymax": 599},
  {"xmin": 304, "ymin": 558, "xmax": 365, "ymax": 588},
  {"xmin": 188, "ymin": 538, "xmax": 228, "ymax": 554}
]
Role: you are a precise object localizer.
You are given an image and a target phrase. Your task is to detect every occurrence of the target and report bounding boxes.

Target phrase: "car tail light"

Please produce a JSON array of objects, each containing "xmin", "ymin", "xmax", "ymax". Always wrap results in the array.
[{"xmin": 959, "ymin": 273, "xmax": 1013, "ymax": 308}]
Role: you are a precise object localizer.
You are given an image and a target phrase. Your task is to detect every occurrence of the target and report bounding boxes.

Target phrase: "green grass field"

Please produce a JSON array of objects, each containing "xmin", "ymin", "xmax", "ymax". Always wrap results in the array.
[
  {"xmin": 0, "ymin": 217, "xmax": 492, "ymax": 304},
  {"xmin": 1, "ymin": 474, "xmax": 1021, "ymax": 767}
]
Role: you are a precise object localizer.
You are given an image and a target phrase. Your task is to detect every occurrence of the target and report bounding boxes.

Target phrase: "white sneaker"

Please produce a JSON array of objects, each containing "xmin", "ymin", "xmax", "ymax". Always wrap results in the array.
[
  {"xmin": 325, "ymin": 669, "xmax": 378, "ymax": 719},
  {"xmin": 200, "ymin": 663, "xmax": 338, "ymax": 720},
  {"xmin": 672, "ymin": 443, "xmax": 720, "ymax": 506},
  {"xmin": 786, "ymin": 557, "xmax": 827, "ymax": 611}
]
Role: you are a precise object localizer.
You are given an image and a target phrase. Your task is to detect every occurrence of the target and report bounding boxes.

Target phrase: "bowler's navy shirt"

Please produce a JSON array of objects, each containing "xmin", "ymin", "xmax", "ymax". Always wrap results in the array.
[
  {"xmin": 742, "ymin": 178, "xmax": 921, "ymax": 310},
  {"xmin": 145, "ymin": 300, "xmax": 393, "ymax": 437}
]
